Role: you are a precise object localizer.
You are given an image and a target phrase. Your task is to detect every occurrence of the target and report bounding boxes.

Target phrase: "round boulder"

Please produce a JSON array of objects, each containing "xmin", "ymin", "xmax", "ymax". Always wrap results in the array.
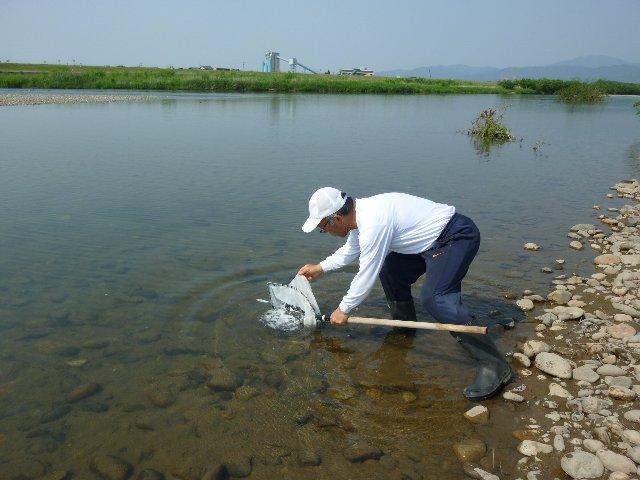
[
  {"xmin": 561, "ymin": 451, "xmax": 604, "ymax": 479},
  {"xmin": 534, "ymin": 352, "xmax": 573, "ymax": 379}
]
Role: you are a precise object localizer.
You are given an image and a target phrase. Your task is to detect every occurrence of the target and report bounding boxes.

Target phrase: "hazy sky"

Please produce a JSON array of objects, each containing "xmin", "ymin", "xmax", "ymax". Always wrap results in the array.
[{"xmin": 1, "ymin": 0, "xmax": 639, "ymax": 71}]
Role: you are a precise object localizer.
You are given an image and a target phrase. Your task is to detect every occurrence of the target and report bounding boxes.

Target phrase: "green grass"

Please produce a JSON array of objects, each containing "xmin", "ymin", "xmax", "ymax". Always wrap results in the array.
[{"xmin": 0, "ymin": 63, "xmax": 505, "ymax": 94}]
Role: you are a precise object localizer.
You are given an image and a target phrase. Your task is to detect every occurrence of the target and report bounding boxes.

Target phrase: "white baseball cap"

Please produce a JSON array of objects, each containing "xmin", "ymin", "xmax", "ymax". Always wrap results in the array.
[{"xmin": 301, "ymin": 187, "xmax": 347, "ymax": 233}]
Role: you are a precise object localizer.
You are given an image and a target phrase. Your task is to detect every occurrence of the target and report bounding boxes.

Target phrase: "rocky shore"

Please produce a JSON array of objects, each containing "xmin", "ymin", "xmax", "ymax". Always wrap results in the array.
[
  {"xmin": 0, "ymin": 93, "xmax": 150, "ymax": 106},
  {"xmin": 458, "ymin": 179, "xmax": 640, "ymax": 480}
]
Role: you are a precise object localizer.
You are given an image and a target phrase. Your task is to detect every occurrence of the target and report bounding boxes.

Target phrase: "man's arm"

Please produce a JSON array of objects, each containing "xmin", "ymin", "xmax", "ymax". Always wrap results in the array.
[
  {"xmin": 320, "ymin": 231, "xmax": 360, "ymax": 272},
  {"xmin": 298, "ymin": 231, "xmax": 360, "ymax": 280},
  {"xmin": 336, "ymin": 225, "xmax": 393, "ymax": 316}
]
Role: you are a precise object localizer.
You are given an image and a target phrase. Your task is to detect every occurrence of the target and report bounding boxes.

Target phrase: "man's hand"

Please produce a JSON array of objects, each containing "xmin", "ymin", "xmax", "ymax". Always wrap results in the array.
[
  {"xmin": 330, "ymin": 308, "xmax": 349, "ymax": 325},
  {"xmin": 297, "ymin": 263, "xmax": 324, "ymax": 280}
]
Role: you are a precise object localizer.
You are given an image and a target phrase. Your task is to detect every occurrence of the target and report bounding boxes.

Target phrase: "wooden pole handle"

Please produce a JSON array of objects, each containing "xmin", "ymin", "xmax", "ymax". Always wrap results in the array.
[{"xmin": 346, "ymin": 316, "xmax": 487, "ymax": 334}]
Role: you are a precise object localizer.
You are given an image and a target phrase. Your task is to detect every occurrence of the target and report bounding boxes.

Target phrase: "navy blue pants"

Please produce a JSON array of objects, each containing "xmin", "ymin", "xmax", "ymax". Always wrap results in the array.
[{"xmin": 379, "ymin": 213, "xmax": 480, "ymax": 326}]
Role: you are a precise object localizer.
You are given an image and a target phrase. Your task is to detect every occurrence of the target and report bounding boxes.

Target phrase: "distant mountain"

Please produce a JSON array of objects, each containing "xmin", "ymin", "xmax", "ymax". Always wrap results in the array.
[
  {"xmin": 550, "ymin": 55, "xmax": 631, "ymax": 68},
  {"xmin": 380, "ymin": 56, "xmax": 640, "ymax": 83}
]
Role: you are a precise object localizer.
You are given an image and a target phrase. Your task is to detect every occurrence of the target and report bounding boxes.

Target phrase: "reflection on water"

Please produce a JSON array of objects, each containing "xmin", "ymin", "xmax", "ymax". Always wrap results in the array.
[{"xmin": 0, "ymin": 91, "xmax": 639, "ymax": 478}]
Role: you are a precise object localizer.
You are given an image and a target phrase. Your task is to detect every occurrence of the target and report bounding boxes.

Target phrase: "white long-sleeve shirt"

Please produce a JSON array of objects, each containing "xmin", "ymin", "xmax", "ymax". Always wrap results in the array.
[{"xmin": 319, "ymin": 193, "xmax": 455, "ymax": 313}]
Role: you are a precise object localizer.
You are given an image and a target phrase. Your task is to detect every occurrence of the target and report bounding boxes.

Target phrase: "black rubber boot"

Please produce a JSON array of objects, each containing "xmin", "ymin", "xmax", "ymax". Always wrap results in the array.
[
  {"xmin": 388, "ymin": 300, "xmax": 416, "ymax": 321},
  {"xmin": 384, "ymin": 300, "xmax": 417, "ymax": 346},
  {"xmin": 455, "ymin": 332, "xmax": 514, "ymax": 401}
]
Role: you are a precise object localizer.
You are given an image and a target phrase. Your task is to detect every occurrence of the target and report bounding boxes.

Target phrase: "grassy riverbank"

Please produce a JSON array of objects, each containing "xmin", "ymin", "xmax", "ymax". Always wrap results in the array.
[
  {"xmin": 0, "ymin": 63, "xmax": 502, "ymax": 94},
  {"xmin": 2, "ymin": 63, "xmax": 640, "ymax": 97}
]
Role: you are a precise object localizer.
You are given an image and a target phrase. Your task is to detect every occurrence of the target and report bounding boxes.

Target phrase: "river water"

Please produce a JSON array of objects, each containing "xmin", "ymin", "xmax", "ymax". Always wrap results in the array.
[{"xmin": 0, "ymin": 90, "xmax": 639, "ymax": 479}]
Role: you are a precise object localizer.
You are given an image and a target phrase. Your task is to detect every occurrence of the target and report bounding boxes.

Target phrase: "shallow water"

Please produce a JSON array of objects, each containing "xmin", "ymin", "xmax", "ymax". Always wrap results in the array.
[{"xmin": 0, "ymin": 90, "xmax": 639, "ymax": 479}]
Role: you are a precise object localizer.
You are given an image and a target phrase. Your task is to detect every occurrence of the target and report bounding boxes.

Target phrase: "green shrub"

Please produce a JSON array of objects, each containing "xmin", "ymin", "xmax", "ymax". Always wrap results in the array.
[
  {"xmin": 635, "ymin": 101, "xmax": 640, "ymax": 115},
  {"xmin": 467, "ymin": 108, "xmax": 514, "ymax": 153},
  {"xmin": 468, "ymin": 108, "xmax": 513, "ymax": 141},
  {"xmin": 556, "ymin": 81, "xmax": 605, "ymax": 104}
]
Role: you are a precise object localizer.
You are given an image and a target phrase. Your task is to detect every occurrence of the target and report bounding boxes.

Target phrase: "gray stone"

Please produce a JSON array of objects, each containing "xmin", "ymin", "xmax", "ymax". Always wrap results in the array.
[
  {"xmin": 624, "ymin": 410, "xmax": 640, "ymax": 423},
  {"xmin": 623, "ymin": 430, "xmax": 640, "ymax": 446},
  {"xmin": 548, "ymin": 290, "xmax": 572, "ymax": 305},
  {"xmin": 569, "ymin": 241, "xmax": 584, "ymax": 250},
  {"xmin": 518, "ymin": 440, "xmax": 553, "ymax": 456},
  {"xmin": 597, "ymin": 365, "xmax": 626, "ymax": 376},
  {"xmin": 573, "ymin": 366, "xmax": 600, "ymax": 383},
  {"xmin": 628, "ymin": 446, "xmax": 640, "ymax": 464},
  {"xmin": 512, "ymin": 353, "xmax": 531, "ymax": 367},
  {"xmin": 561, "ymin": 451, "xmax": 604, "ymax": 478},
  {"xmin": 583, "ymin": 439, "xmax": 604, "ymax": 453},
  {"xmin": 608, "ymin": 386, "xmax": 636, "ymax": 400},
  {"xmin": 522, "ymin": 340, "xmax": 551, "ymax": 358},
  {"xmin": 552, "ymin": 306, "xmax": 585, "ymax": 321},
  {"xmin": 503, "ymin": 391, "xmax": 524, "ymax": 402},
  {"xmin": 517, "ymin": 298, "xmax": 534, "ymax": 311},
  {"xmin": 596, "ymin": 449, "xmax": 636, "ymax": 474},
  {"xmin": 607, "ymin": 323, "xmax": 637, "ymax": 339},
  {"xmin": 534, "ymin": 352, "xmax": 573, "ymax": 379},
  {"xmin": 606, "ymin": 376, "xmax": 633, "ymax": 388}
]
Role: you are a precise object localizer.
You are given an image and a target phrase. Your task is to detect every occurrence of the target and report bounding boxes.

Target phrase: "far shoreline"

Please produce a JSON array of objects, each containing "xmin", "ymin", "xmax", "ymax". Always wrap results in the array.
[{"xmin": 2, "ymin": 63, "xmax": 640, "ymax": 97}]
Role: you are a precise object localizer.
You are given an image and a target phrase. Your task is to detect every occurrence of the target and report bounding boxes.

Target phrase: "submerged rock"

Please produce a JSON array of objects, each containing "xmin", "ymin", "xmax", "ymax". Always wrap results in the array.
[
  {"xmin": 148, "ymin": 386, "xmax": 177, "ymax": 408},
  {"xmin": 225, "ymin": 456, "xmax": 253, "ymax": 478},
  {"xmin": 207, "ymin": 367, "xmax": 241, "ymax": 391},
  {"xmin": 66, "ymin": 383, "xmax": 101, "ymax": 402},
  {"xmin": 135, "ymin": 470, "xmax": 165, "ymax": 480},
  {"xmin": 40, "ymin": 404, "xmax": 72, "ymax": 423},
  {"xmin": 344, "ymin": 440, "xmax": 383, "ymax": 463},
  {"xmin": 464, "ymin": 405, "xmax": 489, "ymax": 425},
  {"xmin": 89, "ymin": 455, "xmax": 132, "ymax": 480},
  {"xmin": 453, "ymin": 438, "xmax": 486, "ymax": 463},
  {"xmin": 297, "ymin": 449, "xmax": 321, "ymax": 467}
]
